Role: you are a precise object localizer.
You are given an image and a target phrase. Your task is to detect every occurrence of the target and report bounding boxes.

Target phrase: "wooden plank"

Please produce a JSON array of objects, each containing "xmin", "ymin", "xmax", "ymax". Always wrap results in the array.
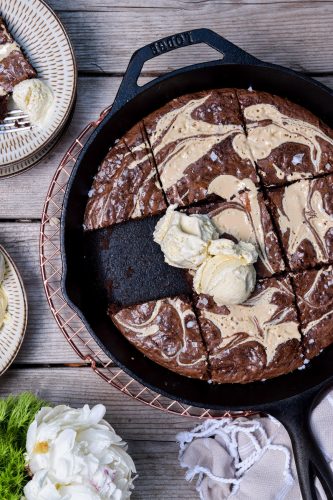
[
  {"xmin": 0, "ymin": 367, "xmax": 200, "ymax": 442},
  {"xmin": 1, "ymin": 75, "xmax": 332, "ymax": 220},
  {"xmin": 128, "ymin": 440, "xmax": 196, "ymax": 500},
  {"xmin": 0, "ymin": 367, "xmax": 197, "ymax": 499},
  {"xmin": 49, "ymin": 0, "xmax": 324, "ymax": 9},
  {"xmin": 0, "ymin": 222, "xmax": 80, "ymax": 363},
  {"xmin": 46, "ymin": 3, "xmax": 333, "ymax": 73}
]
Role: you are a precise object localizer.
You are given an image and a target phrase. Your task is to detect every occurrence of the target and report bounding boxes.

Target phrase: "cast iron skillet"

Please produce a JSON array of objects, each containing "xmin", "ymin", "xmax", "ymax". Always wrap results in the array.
[{"xmin": 61, "ymin": 28, "xmax": 333, "ymax": 499}]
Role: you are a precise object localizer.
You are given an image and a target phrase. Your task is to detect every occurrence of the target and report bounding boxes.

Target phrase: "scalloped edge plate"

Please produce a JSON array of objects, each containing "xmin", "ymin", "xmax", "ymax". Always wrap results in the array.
[
  {"xmin": 0, "ymin": 0, "xmax": 77, "ymax": 175},
  {"xmin": 0, "ymin": 245, "xmax": 27, "ymax": 375}
]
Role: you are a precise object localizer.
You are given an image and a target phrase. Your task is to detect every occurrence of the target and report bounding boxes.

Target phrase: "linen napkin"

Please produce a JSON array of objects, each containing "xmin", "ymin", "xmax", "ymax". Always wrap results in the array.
[{"xmin": 177, "ymin": 390, "xmax": 333, "ymax": 499}]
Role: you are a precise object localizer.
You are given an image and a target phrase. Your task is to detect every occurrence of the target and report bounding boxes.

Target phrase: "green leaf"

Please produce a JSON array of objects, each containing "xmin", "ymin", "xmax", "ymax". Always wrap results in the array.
[{"xmin": 0, "ymin": 392, "xmax": 46, "ymax": 499}]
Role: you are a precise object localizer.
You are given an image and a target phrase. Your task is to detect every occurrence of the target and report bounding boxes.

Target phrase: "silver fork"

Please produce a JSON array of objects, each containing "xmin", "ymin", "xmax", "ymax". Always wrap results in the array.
[{"xmin": 0, "ymin": 109, "xmax": 32, "ymax": 134}]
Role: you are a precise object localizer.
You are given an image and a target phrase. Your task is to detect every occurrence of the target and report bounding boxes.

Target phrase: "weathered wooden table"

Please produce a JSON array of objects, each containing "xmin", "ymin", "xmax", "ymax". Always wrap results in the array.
[{"xmin": 0, "ymin": 1, "xmax": 333, "ymax": 497}]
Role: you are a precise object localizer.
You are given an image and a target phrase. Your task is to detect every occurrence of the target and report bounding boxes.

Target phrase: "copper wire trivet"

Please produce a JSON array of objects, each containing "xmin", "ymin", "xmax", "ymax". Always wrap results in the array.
[{"xmin": 40, "ymin": 106, "xmax": 255, "ymax": 419}]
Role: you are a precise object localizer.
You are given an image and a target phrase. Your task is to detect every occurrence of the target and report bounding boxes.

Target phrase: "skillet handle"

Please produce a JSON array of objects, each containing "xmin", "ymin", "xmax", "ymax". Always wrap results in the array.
[
  {"xmin": 113, "ymin": 28, "xmax": 259, "ymax": 111},
  {"xmin": 267, "ymin": 385, "xmax": 333, "ymax": 500}
]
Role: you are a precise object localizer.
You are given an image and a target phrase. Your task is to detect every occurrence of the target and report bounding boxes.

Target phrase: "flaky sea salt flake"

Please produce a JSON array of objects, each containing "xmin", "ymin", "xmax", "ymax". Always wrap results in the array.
[
  {"xmin": 292, "ymin": 153, "xmax": 304, "ymax": 165},
  {"xmin": 210, "ymin": 151, "xmax": 218, "ymax": 162}
]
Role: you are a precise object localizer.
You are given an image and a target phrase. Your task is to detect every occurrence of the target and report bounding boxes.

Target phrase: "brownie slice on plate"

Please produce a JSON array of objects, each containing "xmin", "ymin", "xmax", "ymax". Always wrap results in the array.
[
  {"xmin": 0, "ymin": 16, "xmax": 36, "ymax": 119},
  {"xmin": 268, "ymin": 175, "xmax": 333, "ymax": 271},
  {"xmin": 237, "ymin": 89, "xmax": 333, "ymax": 187},
  {"xmin": 293, "ymin": 266, "xmax": 333, "ymax": 359},
  {"xmin": 143, "ymin": 89, "xmax": 259, "ymax": 206},
  {"xmin": 187, "ymin": 189, "xmax": 285, "ymax": 278},
  {"xmin": 110, "ymin": 296, "xmax": 208, "ymax": 379},
  {"xmin": 84, "ymin": 122, "xmax": 167, "ymax": 230},
  {"xmin": 194, "ymin": 276, "xmax": 302, "ymax": 383}
]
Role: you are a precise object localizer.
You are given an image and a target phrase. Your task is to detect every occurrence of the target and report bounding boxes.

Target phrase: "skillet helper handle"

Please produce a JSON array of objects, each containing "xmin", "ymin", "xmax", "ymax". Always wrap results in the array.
[
  {"xmin": 267, "ymin": 387, "xmax": 333, "ymax": 500},
  {"xmin": 113, "ymin": 28, "xmax": 260, "ymax": 110}
]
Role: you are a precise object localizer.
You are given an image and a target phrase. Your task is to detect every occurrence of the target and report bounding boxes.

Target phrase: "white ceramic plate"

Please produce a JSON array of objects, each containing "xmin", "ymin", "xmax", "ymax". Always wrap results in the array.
[
  {"xmin": 0, "ymin": 0, "xmax": 77, "ymax": 176},
  {"xmin": 0, "ymin": 245, "xmax": 27, "ymax": 375},
  {"xmin": 1, "ymin": 125, "xmax": 64, "ymax": 179}
]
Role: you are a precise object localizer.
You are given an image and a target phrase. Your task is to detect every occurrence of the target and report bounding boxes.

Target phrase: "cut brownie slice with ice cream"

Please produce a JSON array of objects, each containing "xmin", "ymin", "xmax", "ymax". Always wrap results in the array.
[
  {"xmin": 194, "ymin": 276, "xmax": 302, "ymax": 383},
  {"xmin": 237, "ymin": 89, "xmax": 333, "ymax": 187},
  {"xmin": 110, "ymin": 296, "xmax": 208, "ymax": 379},
  {"xmin": 0, "ymin": 16, "xmax": 36, "ymax": 119},
  {"xmin": 143, "ymin": 89, "xmax": 259, "ymax": 206},
  {"xmin": 187, "ymin": 187, "xmax": 285, "ymax": 278}
]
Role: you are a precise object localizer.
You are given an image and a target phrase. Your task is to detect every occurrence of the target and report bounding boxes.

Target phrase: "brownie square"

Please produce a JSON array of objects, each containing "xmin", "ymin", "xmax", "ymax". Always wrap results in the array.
[
  {"xmin": 84, "ymin": 123, "xmax": 167, "ymax": 230},
  {"xmin": 293, "ymin": 267, "xmax": 333, "ymax": 359},
  {"xmin": 110, "ymin": 296, "xmax": 208, "ymax": 379},
  {"xmin": 188, "ymin": 188, "xmax": 285, "ymax": 277},
  {"xmin": 143, "ymin": 89, "xmax": 259, "ymax": 206},
  {"xmin": 268, "ymin": 176, "xmax": 333, "ymax": 271},
  {"xmin": 237, "ymin": 90, "xmax": 333, "ymax": 187},
  {"xmin": 194, "ymin": 276, "xmax": 302, "ymax": 383},
  {"xmin": 0, "ymin": 16, "xmax": 36, "ymax": 95}
]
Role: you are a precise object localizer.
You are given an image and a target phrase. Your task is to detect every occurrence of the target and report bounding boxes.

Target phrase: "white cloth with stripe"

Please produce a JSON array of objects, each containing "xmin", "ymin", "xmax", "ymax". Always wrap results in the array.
[{"xmin": 177, "ymin": 392, "xmax": 333, "ymax": 499}]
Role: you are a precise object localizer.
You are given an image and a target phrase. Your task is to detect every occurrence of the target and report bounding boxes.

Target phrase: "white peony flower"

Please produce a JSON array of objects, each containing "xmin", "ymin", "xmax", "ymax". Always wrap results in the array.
[
  {"xmin": 23, "ymin": 404, "xmax": 136, "ymax": 500},
  {"xmin": 23, "ymin": 469, "xmax": 102, "ymax": 500}
]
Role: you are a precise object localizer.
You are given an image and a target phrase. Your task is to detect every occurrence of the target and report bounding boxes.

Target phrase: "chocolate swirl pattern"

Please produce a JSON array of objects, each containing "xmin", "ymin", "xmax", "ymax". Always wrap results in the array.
[
  {"xmin": 0, "ymin": 16, "xmax": 36, "ymax": 120},
  {"xmin": 294, "ymin": 267, "xmax": 333, "ymax": 359},
  {"xmin": 237, "ymin": 89, "xmax": 333, "ymax": 187},
  {"xmin": 143, "ymin": 89, "xmax": 258, "ymax": 206},
  {"xmin": 195, "ymin": 277, "xmax": 302, "ymax": 383},
  {"xmin": 150, "ymin": 95, "xmax": 243, "ymax": 190},
  {"xmin": 269, "ymin": 176, "xmax": 333, "ymax": 270},
  {"xmin": 199, "ymin": 281, "xmax": 299, "ymax": 364},
  {"xmin": 0, "ymin": 17, "xmax": 36, "ymax": 95},
  {"xmin": 243, "ymin": 104, "xmax": 333, "ymax": 167},
  {"xmin": 0, "ymin": 42, "xmax": 19, "ymax": 61},
  {"xmin": 84, "ymin": 123, "xmax": 166, "ymax": 230},
  {"xmin": 111, "ymin": 297, "xmax": 208, "ymax": 379},
  {"xmin": 207, "ymin": 174, "xmax": 284, "ymax": 276},
  {"xmin": 189, "ymin": 180, "xmax": 285, "ymax": 277}
]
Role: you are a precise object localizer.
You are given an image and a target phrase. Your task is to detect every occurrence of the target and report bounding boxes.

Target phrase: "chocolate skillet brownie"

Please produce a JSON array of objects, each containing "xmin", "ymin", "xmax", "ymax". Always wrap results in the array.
[
  {"xmin": 187, "ymin": 189, "xmax": 285, "ymax": 278},
  {"xmin": 194, "ymin": 276, "xmax": 302, "ymax": 383},
  {"xmin": 84, "ymin": 123, "xmax": 167, "ymax": 230},
  {"xmin": 268, "ymin": 175, "xmax": 333, "ymax": 271},
  {"xmin": 237, "ymin": 89, "xmax": 333, "ymax": 187},
  {"xmin": 85, "ymin": 88, "xmax": 333, "ymax": 383},
  {"xmin": 110, "ymin": 296, "xmax": 208, "ymax": 379},
  {"xmin": 143, "ymin": 89, "xmax": 259, "ymax": 206},
  {"xmin": 293, "ymin": 266, "xmax": 333, "ymax": 359},
  {"xmin": 0, "ymin": 16, "xmax": 36, "ymax": 119}
]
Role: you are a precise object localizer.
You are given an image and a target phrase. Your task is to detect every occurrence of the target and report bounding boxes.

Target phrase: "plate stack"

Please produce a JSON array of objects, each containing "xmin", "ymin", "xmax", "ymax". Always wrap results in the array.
[{"xmin": 0, "ymin": 0, "xmax": 77, "ymax": 178}]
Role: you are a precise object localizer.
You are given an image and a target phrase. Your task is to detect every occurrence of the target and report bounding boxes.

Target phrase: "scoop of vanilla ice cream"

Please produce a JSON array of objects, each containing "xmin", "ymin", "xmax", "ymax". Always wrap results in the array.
[
  {"xmin": 153, "ymin": 205, "xmax": 219, "ymax": 269},
  {"xmin": 194, "ymin": 238, "xmax": 258, "ymax": 305},
  {"xmin": 208, "ymin": 238, "xmax": 258, "ymax": 263},
  {"xmin": 13, "ymin": 79, "xmax": 54, "ymax": 126}
]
